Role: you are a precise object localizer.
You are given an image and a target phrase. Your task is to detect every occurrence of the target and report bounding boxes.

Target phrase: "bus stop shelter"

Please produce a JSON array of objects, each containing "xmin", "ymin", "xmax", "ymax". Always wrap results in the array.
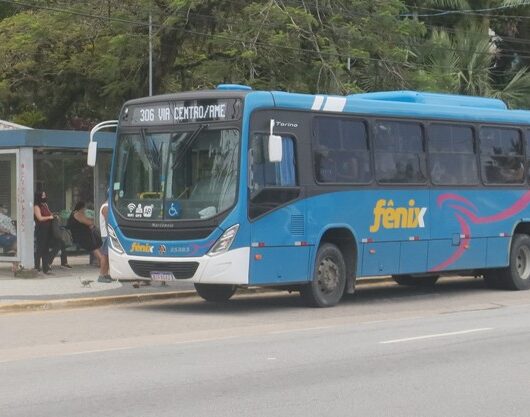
[{"xmin": 0, "ymin": 127, "xmax": 114, "ymax": 271}]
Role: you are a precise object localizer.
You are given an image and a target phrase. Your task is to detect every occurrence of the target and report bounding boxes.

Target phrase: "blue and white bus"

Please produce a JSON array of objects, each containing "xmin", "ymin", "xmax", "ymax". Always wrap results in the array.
[{"xmin": 88, "ymin": 85, "xmax": 530, "ymax": 307}]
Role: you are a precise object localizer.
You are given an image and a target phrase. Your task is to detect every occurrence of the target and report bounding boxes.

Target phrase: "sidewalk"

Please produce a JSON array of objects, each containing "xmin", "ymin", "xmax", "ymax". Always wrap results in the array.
[
  {"xmin": 0, "ymin": 255, "xmax": 194, "ymax": 308},
  {"xmin": 0, "ymin": 255, "xmax": 393, "ymax": 313}
]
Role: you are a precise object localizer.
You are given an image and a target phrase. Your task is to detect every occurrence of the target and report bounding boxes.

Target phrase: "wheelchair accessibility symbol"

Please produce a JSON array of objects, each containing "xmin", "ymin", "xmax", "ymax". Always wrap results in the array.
[{"xmin": 167, "ymin": 202, "xmax": 181, "ymax": 218}]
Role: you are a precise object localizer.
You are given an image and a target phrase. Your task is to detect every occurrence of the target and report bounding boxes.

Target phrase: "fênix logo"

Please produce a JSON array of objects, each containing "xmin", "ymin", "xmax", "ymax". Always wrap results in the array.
[
  {"xmin": 369, "ymin": 199, "xmax": 427, "ymax": 233},
  {"xmin": 130, "ymin": 242, "xmax": 154, "ymax": 253}
]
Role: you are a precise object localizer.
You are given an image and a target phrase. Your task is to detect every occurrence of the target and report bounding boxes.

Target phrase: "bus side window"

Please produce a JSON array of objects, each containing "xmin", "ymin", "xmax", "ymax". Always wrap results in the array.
[
  {"xmin": 249, "ymin": 134, "xmax": 297, "ymax": 195},
  {"xmin": 374, "ymin": 120, "xmax": 426, "ymax": 184},
  {"xmin": 313, "ymin": 117, "xmax": 371, "ymax": 184},
  {"xmin": 428, "ymin": 124, "xmax": 478, "ymax": 186},
  {"xmin": 480, "ymin": 127, "xmax": 524, "ymax": 185},
  {"xmin": 249, "ymin": 134, "xmax": 299, "ymax": 219}
]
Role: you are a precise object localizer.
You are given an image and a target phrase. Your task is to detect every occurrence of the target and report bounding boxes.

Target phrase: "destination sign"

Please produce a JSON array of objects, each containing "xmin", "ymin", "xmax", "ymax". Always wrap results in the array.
[{"xmin": 124, "ymin": 99, "xmax": 241, "ymax": 126}]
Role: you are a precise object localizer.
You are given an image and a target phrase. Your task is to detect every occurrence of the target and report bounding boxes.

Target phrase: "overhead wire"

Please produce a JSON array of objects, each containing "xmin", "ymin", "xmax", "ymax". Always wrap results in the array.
[
  {"xmin": 1, "ymin": 0, "xmax": 530, "ymax": 69},
  {"xmin": 273, "ymin": 0, "xmax": 530, "ymax": 47},
  {"xmin": 252, "ymin": 0, "xmax": 530, "ymax": 46},
  {"xmin": 405, "ymin": 3, "xmax": 530, "ymax": 19},
  {"xmin": 3, "ymin": 0, "xmax": 530, "ymax": 43}
]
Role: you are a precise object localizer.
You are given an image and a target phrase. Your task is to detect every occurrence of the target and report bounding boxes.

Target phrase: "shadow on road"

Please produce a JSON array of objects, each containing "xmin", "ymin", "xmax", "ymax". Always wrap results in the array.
[
  {"xmin": 128, "ymin": 276, "xmax": 495, "ymax": 316},
  {"xmin": 351, "ymin": 276, "xmax": 487, "ymax": 301}
]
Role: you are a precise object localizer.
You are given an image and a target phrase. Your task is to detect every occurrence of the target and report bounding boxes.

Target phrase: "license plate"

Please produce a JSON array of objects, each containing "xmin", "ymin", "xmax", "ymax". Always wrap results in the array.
[{"xmin": 150, "ymin": 271, "xmax": 176, "ymax": 281}]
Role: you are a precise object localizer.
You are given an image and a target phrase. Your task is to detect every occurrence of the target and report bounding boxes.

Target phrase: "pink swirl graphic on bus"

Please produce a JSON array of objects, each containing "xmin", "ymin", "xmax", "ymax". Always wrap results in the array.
[
  {"xmin": 189, "ymin": 240, "xmax": 216, "ymax": 256},
  {"xmin": 436, "ymin": 193, "xmax": 478, "ymax": 212},
  {"xmin": 430, "ymin": 213, "xmax": 470, "ymax": 272},
  {"xmin": 430, "ymin": 191, "xmax": 530, "ymax": 272},
  {"xmin": 449, "ymin": 191, "xmax": 530, "ymax": 224}
]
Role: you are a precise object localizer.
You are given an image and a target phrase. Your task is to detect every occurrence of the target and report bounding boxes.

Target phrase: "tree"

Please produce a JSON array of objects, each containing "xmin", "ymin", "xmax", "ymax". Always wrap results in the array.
[
  {"xmin": 0, "ymin": 0, "xmax": 150, "ymax": 128},
  {"xmin": 410, "ymin": 24, "xmax": 530, "ymax": 108},
  {"xmin": 0, "ymin": 0, "xmax": 528, "ymax": 128},
  {"xmin": 149, "ymin": 0, "xmax": 425, "ymax": 94}
]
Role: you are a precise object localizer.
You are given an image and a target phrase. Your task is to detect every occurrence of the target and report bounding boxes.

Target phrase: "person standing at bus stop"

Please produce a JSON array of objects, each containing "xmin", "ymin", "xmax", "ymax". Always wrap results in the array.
[
  {"xmin": 0, "ymin": 204, "xmax": 19, "ymax": 274},
  {"xmin": 99, "ymin": 198, "xmax": 112, "ymax": 282},
  {"xmin": 34, "ymin": 191, "xmax": 54, "ymax": 274},
  {"xmin": 67, "ymin": 201, "xmax": 110, "ymax": 283}
]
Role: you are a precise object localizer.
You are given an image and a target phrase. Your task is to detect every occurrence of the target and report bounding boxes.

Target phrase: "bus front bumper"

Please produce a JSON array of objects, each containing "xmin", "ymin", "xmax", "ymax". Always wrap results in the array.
[{"xmin": 109, "ymin": 247, "xmax": 250, "ymax": 285}]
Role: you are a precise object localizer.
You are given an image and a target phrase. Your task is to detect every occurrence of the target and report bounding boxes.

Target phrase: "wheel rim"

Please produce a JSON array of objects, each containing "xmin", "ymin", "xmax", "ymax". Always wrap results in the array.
[
  {"xmin": 317, "ymin": 257, "xmax": 340, "ymax": 294},
  {"xmin": 516, "ymin": 245, "xmax": 530, "ymax": 280}
]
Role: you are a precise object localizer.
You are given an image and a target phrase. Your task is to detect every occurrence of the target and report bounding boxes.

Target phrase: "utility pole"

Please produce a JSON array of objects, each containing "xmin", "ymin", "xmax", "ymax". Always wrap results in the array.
[{"xmin": 149, "ymin": 11, "xmax": 153, "ymax": 96}]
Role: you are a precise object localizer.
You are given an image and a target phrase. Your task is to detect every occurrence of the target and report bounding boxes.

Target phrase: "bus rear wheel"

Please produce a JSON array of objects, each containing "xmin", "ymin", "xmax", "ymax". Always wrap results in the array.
[
  {"xmin": 194, "ymin": 283, "xmax": 237, "ymax": 302},
  {"xmin": 494, "ymin": 234, "xmax": 530, "ymax": 291},
  {"xmin": 301, "ymin": 243, "xmax": 346, "ymax": 308},
  {"xmin": 393, "ymin": 275, "xmax": 439, "ymax": 286}
]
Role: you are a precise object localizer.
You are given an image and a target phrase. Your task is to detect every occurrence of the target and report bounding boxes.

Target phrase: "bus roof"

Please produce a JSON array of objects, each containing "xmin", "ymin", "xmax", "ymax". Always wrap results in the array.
[
  {"xmin": 123, "ymin": 85, "xmax": 530, "ymax": 126},
  {"xmin": 267, "ymin": 90, "xmax": 530, "ymax": 126},
  {"xmin": 352, "ymin": 90, "xmax": 508, "ymax": 110}
]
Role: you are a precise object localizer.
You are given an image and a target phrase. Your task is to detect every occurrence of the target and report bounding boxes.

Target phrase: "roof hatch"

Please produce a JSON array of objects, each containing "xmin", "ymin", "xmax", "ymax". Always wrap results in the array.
[
  {"xmin": 351, "ymin": 90, "xmax": 507, "ymax": 110},
  {"xmin": 216, "ymin": 84, "xmax": 252, "ymax": 91}
]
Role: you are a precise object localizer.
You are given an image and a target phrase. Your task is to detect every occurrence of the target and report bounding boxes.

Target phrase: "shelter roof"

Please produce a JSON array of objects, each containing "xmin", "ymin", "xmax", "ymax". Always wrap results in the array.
[{"xmin": 0, "ymin": 129, "xmax": 115, "ymax": 150}]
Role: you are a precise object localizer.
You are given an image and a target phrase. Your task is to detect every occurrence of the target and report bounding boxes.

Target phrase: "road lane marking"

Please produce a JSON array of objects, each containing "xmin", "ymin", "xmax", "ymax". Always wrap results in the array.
[
  {"xmin": 66, "ymin": 347, "xmax": 132, "ymax": 356},
  {"xmin": 380, "ymin": 328, "xmax": 493, "ymax": 344},
  {"xmin": 269, "ymin": 325, "xmax": 338, "ymax": 335},
  {"xmin": 0, "ymin": 335, "xmax": 240, "ymax": 364}
]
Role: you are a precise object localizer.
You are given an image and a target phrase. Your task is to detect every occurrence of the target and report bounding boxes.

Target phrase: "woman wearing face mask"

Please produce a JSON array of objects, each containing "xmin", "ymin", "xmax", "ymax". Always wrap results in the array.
[{"xmin": 34, "ymin": 191, "xmax": 54, "ymax": 274}]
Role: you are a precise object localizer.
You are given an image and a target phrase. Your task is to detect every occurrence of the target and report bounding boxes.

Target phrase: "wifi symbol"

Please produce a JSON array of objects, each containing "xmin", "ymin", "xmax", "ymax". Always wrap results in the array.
[{"xmin": 127, "ymin": 203, "xmax": 136, "ymax": 213}]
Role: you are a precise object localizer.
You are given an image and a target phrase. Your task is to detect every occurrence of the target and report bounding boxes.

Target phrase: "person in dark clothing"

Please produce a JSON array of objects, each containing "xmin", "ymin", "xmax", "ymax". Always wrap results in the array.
[
  {"xmin": 34, "ymin": 191, "xmax": 70, "ymax": 273},
  {"xmin": 34, "ymin": 191, "xmax": 55, "ymax": 274},
  {"xmin": 48, "ymin": 236, "xmax": 71, "ymax": 269},
  {"xmin": 67, "ymin": 201, "xmax": 109, "ymax": 282}
]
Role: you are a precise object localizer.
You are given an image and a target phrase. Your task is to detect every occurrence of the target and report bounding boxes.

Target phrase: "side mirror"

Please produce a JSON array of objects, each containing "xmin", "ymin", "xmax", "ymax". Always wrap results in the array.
[
  {"xmin": 267, "ymin": 119, "xmax": 283, "ymax": 163},
  {"xmin": 87, "ymin": 120, "xmax": 118, "ymax": 167},
  {"xmin": 268, "ymin": 135, "xmax": 283, "ymax": 163},
  {"xmin": 87, "ymin": 141, "xmax": 98, "ymax": 167}
]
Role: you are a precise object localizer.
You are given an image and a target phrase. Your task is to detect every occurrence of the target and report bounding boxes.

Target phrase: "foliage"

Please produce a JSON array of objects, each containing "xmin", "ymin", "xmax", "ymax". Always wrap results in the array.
[
  {"xmin": 0, "ymin": 0, "xmax": 529, "ymax": 128},
  {"xmin": 0, "ymin": 1, "xmax": 149, "ymax": 128}
]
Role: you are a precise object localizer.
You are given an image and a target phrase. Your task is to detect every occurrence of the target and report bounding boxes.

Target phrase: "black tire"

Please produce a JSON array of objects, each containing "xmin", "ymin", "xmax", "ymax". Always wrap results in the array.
[
  {"xmin": 496, "ymin": 234, "xmax": 530, "ymax": 291},
  {"xmin": 301, "ymin": 243, "xmax": 346, "ymax": 307},
  {"xmin": 194, "ymin": 283, "xmax": 237, "ymax": 302},
  {"xmin": 393, "ymin": 275, "xmax": 439, "ymax": 286}
]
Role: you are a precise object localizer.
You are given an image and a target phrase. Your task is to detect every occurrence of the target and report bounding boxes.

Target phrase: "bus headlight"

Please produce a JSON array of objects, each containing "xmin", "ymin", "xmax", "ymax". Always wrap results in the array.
[
  {"xmin": 208, "ymin": 224, "xmax": 239, "ymax": 257},
  {"xmin": 107, "ymin": 225, "xmax": 125, "ymax": 254}
]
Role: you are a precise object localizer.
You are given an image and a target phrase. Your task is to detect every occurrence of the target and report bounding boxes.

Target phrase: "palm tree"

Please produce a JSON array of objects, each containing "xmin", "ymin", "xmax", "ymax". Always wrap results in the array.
[
  {"xmin": 411, "ymin": 25, "xmax": 530, "ymax": 108},
  {"xmin": 406, "ymin": 0, "xmax": 529, "ymax": 30}
]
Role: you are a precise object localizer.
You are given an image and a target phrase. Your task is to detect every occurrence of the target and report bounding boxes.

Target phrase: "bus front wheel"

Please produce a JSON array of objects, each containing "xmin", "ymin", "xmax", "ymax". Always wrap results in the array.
[
  {"xmin": 194, "ymin": 283, "xmax": 237, "ymax": 302},
  {"xmin": 301, "ymin": 243, "xmax": 346, "ymax": 308}
]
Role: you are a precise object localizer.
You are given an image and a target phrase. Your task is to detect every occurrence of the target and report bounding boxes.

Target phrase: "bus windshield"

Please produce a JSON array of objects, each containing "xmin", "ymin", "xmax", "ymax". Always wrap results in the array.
[{"xmin": 112, "ymin": 127, "xmax": 240, "ymax": 221}]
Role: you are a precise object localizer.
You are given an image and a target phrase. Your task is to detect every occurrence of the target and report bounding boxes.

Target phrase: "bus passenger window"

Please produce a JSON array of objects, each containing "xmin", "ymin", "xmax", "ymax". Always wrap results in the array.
[
  {"xmin": 480, "ymin": 127, "xmax": 524, "ymax": 185},
  {"xmin": 313, "ymin": 117, "xmax": 371, "ymax": 184},
  {"xmin": 374, "ymin": 121, "xmax": 426, "ymax": 184},
  {"xmin": 428, "ymin": 124, "xmax": 478, "ymax": 186}
]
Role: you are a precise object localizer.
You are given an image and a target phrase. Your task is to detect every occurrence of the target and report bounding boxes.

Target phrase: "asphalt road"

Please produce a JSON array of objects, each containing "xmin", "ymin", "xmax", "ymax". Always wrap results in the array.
[{"xmin": 2, "ymin": 277, "xmax": 530, "ymax": 417}]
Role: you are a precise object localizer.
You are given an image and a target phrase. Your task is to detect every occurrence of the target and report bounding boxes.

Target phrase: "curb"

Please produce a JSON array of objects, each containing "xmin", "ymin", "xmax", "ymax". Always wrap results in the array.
[
  {"xmin": 0, "ymin": 286, "xmax": 278, "ymax": 314},
  {"xmin": 0, "ymin": 290, "xmax": 199, "ymax": 314},
  {"xmin": 0, "ymin": 277, "xmax": 394, "ymax": 314}
]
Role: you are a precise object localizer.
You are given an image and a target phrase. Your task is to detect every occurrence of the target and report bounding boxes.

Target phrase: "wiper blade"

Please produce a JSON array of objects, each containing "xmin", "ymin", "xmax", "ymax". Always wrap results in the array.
[
  {"xmin": 172, "ymin": 124, "xmax": 208, "ymax": 169},
  {"xmin": 140, "ymin": 128, "xmax": 162, "ymax": 169}
]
